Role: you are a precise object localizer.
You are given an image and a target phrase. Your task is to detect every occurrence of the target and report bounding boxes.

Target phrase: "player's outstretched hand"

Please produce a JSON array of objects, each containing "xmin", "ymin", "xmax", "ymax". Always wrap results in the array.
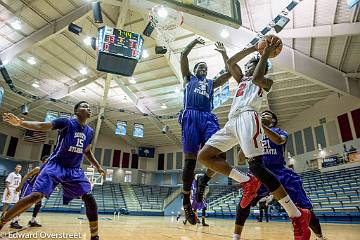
[
  {"xmin": 263, "ymin": 37, "xmax": 282, "ymax": 56},
  {"xmin": 98, "ymin": 167, "xmax": 106, "ymax": 178},
  {"xmin": 214, "ymin": 41, "xmax": 226, "ymax": 54},
  {"xmin": 195, "ymin": 37, "xmax": 205, "ymax": 45},
  {"xmin": 3, "ymin": 113, "xmax": 22, "ymax": 127}
]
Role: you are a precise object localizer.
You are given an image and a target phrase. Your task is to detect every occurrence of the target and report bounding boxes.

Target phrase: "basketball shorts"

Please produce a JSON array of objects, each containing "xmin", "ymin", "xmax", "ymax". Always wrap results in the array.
[
  {"xmin": 256, "ymin": 166, "xmax": 313, "ymax": 209},
  {"xmin": 33, "ymin": 161, "xmax": 92, "ymax": 205},
  {"xmin": 20, "ymin": 181, "xmax": 33, "ymax": 199},
  {"xmin": 179, "ymin": 109, "xmax": 220, "ymax": 154},
  {"xmin": 2, "ymin": 187, "xmax": 20, "ymax": 204},
  {"xmin": 206, "ymin": 111, "xmax": 263, "ymax": 158}
]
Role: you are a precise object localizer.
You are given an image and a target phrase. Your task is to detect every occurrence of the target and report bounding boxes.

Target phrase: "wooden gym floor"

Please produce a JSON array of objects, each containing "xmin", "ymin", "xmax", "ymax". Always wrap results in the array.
[{"xmin": 0, "ymin": 212, "xmax": 359, "ymax": 239}]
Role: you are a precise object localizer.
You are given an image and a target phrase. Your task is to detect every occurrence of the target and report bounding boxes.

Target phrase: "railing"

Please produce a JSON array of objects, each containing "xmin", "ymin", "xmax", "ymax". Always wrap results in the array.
[
  {"xmin": 163, "ymin": 187, "xmax": 182, "ymax": 210},
  {"xmin": 208, "ymin": 191, "xmax": 237, "ymax": 209}
]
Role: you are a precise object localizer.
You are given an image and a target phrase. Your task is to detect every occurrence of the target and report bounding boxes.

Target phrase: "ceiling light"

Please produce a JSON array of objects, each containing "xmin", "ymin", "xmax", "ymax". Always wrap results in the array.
[
  {"xmin": 142, "ymin": 50, "xmax": 149, "ymax": 59},
  {"xmin": 32, "ymin": 81, "xmax": 40, "ymax": 88},
  {"xmin": 83, "ymin": 36, "xmax": 92, "ymax": 46},
  {"xmin": 27, "ymin": 57, "xmax": 36, "ymax": 65},
  {"xmin": 79, "ymin": 67, "xmax": 88, "ymax": 75},
  {"xmin": 174, "ymin": 87, "xmax": 180, "ymax": 93},
  {"xmin": 157, "ymin": 6, "xmax": 168, "ymax": 18},
  {"xmin": 80, "ymin": 88, "xmax": 86, "ymax": 95},
  {"xmin": 220, "ymin": 29, "xmax": 230, "ymax": 39},
  {"xmin": 1, "ymin": 59, "xmax": 9, "ymax": 66},
  {"xmin": 10, "ymin": 19, "xmax": 22, "ymax": 30},
  {"xmin": 129, "ymin": 77, "xmax": 136, "ymax": 84},
  {"xmin": 161, "ymin": 104, "xmax": 167, "ymax": 109}
]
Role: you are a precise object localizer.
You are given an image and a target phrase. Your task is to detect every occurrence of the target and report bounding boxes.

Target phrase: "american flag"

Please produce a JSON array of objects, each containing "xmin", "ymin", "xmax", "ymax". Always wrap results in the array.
[{"xmin": 23, "ymin": 129, "xmax": 47, "ymax": 143}]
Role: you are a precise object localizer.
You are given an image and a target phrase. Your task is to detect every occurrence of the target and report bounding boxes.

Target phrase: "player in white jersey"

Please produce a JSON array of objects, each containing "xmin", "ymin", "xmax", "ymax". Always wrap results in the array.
[
  {"xmin": 2, "ymin": 164, "xmax": 23, "ymax": 229},
  {"xmin": 197, "ymin": 37, "xmax": 312, "ymax": 240}
]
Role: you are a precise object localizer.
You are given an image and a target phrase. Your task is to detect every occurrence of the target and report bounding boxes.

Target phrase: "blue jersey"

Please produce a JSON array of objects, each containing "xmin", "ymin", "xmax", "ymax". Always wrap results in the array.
[
  {"xmin": 261, "ymin": 127, "xmax": 288, "ymax": 168},
  {"xmin": 49, "ymin": 118, "xmax": 94, "ymax": 168},
  {"xmin": 183, "ymin": 75, "xmax": 214, "ymax": 112}
]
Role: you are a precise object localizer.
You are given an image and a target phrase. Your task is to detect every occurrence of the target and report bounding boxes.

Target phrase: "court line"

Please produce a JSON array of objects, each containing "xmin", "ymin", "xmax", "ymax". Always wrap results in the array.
[{"xmin": 168, "ymin": 226, "xmax": 264, "ymax": 240}]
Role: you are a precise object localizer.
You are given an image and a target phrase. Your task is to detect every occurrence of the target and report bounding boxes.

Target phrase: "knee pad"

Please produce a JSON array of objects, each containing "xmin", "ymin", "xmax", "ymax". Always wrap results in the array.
[
  {"xmin": 248, "ymin": 156, "xmax": 280, "ymax": 192},
  {"xmin": 82, "ymin": 193, "xmax": 98, "ymax": 222},
  {"xmin": 182, "ymin": 159, "xmax": 196, "ymax": 191},
  {"xmin": 235, "ymin": 204, "xmax": 251, "ymax": 226}
]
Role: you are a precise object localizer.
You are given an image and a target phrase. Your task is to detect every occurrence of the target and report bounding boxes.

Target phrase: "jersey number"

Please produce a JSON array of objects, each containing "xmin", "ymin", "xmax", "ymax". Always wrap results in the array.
[
  {"xmin": 76, "ymin": 138, "xmax": 84, "ymax": 148},
  {"xmin": 236, "ymin": 82, "xmax": 247, "ymax": 97}
]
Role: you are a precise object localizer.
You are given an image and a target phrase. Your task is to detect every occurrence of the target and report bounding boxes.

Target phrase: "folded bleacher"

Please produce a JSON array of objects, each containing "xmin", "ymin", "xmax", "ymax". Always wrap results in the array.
[{"xmin": 131, "ymin": 185, "xmax": 177, "ymax": 210}]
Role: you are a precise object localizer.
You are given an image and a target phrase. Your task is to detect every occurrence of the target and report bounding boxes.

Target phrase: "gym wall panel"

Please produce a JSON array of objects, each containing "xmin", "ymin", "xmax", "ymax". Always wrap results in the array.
[
  {"xmin": 294, "ymin": 131, "xmax": 304, "ymax": 155},
  {"xmin": 176, "ymin": 152, "xmax": 182, "ymax": 169},
  {"xmin": 94, "ymin": 148, "xmax": 102, "ymax": 163},
  {"xmin": 227, "ymin": 148, "xmax": 234, "ymax": 166},
  {"xmin": 41, "ymin": 144, "xmax": 52, "ymax": 159},
  {"xmin": 103, "ymin": 149, "xmax": 112, "ymax": 167},
  {"xmin": 6, "ymin": 136, "xmax": 18, "ymax": 157},
  {"xmin": 303, "ymin": 127, "xmax": 315, "ymax": 152},
  {"xmin": 0, "ymin": 133, "xmax": 7, "ymax": 155},
  {"xmin": 314, "ymin": 125, "xmax": 327, "ymax": 148},
  {"xmin": 131, "ymin": 154, "xmax": 139, "ymax": 169},
  {"xmin": 337, "ymin": 113, "xmax": 353, "ymax": 142},
  {"xmin": 167, "ymin": 153, "xmax": 173, "ymax": 170},
  {"xmin": 326, "ymin": 121, "xmax": 340, "ymax": 146},
  {"xmin": 351, "ymin": 108, "xmax": 360, "ymax": 138},
  {"xmin": 286, "ymin": 134, "xmax": 295, "ymax": 156},
  {"xmin": 122, "ymin": 152, "xmax": 130, "ymax": 168},
  {"xmin": 113, "ymin": 150, "xmax": 121, "ymax": 168},
  {"xmin": 158, "ymin": 154, "xmax": 164, "ymax": 170}
]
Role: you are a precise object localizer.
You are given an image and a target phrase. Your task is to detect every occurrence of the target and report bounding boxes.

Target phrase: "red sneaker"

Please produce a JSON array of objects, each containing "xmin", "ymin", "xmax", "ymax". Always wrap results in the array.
[
  {"xmin": 239, "ymin": 174, "xmax": 261, "ymax": 208},
  {"xmin": 291, "ymin": 208, "xmax": 311, "ymax": 240}
]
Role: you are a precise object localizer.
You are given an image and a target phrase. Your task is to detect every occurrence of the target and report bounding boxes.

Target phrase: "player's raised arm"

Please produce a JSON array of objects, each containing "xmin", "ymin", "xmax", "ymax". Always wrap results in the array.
[
  {"xmin": 84, "ymin": 145, "xmax": 106, "ymax": 177},
  {"xmin": 252, "ymin": 39, "xmax": 281, "ymax": 90},
  {"xmin": 3, "ymin": 113, "xmax": 53, "ymax": 132},
  {"xmin": 180, "ymin": 37, "xmax": 205, "ymax": 85},
  {"xmin": 213, "ymin": 42, "xmax": 232, "ymax": 88},
  {"xmin": 227, "ymin": 46, "xmax": 257, "ymax": 84},
  {"xmin": 262, "ymin": 125, "xmax": 287, "ymax": 145}
]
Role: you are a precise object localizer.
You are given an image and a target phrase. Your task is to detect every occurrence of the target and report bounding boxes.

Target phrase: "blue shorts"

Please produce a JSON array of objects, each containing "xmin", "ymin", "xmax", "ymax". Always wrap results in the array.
[
  {"xmin": 257, "ymin": 166, "xmax": 313, "ymax": 209},
  {"xmin": 20, "ymin": 182, "xmax": 33, "ymax": 199},
  {"xmin": 179, "ymin": 109, "xmax": 220, "ymax": 154},
  {"xmin": 33, "ymin": 161, "xmax": 91, "ymax": 205}
]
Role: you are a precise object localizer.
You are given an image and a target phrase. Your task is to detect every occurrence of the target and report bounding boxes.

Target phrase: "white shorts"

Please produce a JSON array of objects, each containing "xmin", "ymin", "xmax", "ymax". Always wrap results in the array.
[
  {"xmin": 206, "ymin": 111, "xmax": 263, "ymax": 158},
  {"xmin": 2, "ymin": 187, "xmax": 20, "ymax": 204}
]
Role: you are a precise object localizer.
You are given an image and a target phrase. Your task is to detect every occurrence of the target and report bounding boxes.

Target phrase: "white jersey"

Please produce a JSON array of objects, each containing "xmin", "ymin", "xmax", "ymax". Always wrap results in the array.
[
  {"xmin": 228, "ymin": 76, "xmax": 267, "ymax": 119},
  {"xmin": 6, "ymin": 172, "xmax": 22, "ymax": 188}
]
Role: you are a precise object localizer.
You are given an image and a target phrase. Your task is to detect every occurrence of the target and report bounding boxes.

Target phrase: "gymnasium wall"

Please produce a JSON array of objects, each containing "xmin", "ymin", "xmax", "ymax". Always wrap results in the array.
[{"xmin": 280, "ymin": 93, "xmax": 360, "ymax": 172}]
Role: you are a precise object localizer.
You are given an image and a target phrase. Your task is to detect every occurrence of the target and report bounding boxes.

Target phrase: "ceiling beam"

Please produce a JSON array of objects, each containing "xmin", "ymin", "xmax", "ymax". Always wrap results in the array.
[
  {"xmin": 113, "ymin": 76, "xmax": 181, "ymax": 147},
  {"xmin": 0, "ymin": 2, "xmax": 92, "ymax": 63},
  {"xmin": 129, "ymin": 1, "xmax": 360, "ymax": 99},
  {"xmin": 345, "ymin": 72, "xmax": 360, "ymax": 79},
  {"xmin": 277, "ymin": 22, "xmax": 360, "ymax": 39}
]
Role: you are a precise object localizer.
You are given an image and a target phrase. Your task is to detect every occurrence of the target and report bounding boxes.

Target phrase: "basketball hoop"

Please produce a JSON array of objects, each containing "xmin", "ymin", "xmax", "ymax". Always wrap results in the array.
[
  {"xmin": 85, "ymin": 167, "xmax": 103, "ymax": 187},
  {"xmin": 149, "ymin": 5, "xmax": 184, "ymax": 44}
]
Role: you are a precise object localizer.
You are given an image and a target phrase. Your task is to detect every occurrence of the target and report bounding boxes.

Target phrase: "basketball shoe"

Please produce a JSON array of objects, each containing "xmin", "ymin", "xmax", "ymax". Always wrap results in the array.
[
  {"xmin": 291, "ymin": 208, "xmax": 311, "ymax": 240},
  {"xmin": 239, "ymin": 174, "xmax": 261, "ymax": 208},
  {"xmin": 183, "ymin": 204, "xmax": 197, "ymax": 225}
]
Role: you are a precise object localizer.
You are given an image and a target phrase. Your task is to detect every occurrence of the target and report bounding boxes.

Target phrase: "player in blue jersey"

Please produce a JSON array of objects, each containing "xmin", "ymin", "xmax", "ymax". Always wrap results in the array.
[
  {"xmin": 15, "ymin": 155, "xmax": 48, "ymax": 228},
  {"xmin": 0, "ymin": 101, "xmax": 105, "ymax": 240},
  {"xmin": 232, "ymin": 111, "xmax": 326, "ymax": 240},
  {"xmin": 179, "ymin": 37, "xmax": 232, "ymax": 224}
]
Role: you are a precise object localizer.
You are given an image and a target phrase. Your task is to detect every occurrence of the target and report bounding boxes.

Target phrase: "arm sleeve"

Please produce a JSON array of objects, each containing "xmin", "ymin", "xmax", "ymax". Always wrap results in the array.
[
  {"xmin": 5, "ymin": 173, "xmax": 13, "ymax": 183},
  {"xmin": 51, "ymin": 118, "xmax": 70, "ymax": 130}
]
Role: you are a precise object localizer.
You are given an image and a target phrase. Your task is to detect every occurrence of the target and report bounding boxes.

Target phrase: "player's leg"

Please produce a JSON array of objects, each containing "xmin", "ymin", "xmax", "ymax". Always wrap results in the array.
[
  {"xmin": 201, "ymin": 207, "xmax": 208, "ymax": 226},
  {"xmin": 198, "ymin": 121, "xmax": 250, "ymax": 184},
  {"xmin": 233, "ymin": 201, "xmax": 252, "ymax": 240},
  {"xmin": 82, "ymin": 193, "xmax": 99, "ymax": 240},
  {"xmin": 1, "ymin": 203, "xmax": 9, "ymax": 217},
  {"xmin": 62, "ymin": 166, "xmax": 98, "ymax": 240},
  {"xmin": 259, "ymin": 205, "xmax": 263, "ymax": 222},
  {"xmin": 0, "ymin": 192, "xmax": 43, "ymax": 229},
  {"xmin": 309, "ymin": 210, "xmax": 326, "ymax": 239},
  {"xmin": 28, "ymin": 200, "xmax": 42, "ymax": 227},
  {"xmin": 239, "ymin": 112, "xmax": 311, "ymax": 239},
  {"xmin": 180, "ymin": 110, "xmax": 201, "ymax": 225}
]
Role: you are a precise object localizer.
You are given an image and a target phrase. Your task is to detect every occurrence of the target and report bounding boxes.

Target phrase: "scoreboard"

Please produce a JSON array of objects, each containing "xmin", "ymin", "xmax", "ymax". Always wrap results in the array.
[{"xmin": 97, "ymin": 26, "xmax": 144, "ymax": 76}]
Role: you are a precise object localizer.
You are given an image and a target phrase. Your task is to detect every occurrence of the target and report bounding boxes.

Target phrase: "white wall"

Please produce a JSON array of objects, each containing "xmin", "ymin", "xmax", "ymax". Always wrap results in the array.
[{"xmin": 281, "ymin": 93, "xmax": 360, "ymax": 172}]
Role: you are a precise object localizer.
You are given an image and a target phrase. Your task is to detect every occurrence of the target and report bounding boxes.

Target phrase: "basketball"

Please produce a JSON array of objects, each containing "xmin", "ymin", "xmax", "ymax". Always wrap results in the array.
[{"xmin": 257, "ymin": 35, "xmax": 283, "ymax": 58}]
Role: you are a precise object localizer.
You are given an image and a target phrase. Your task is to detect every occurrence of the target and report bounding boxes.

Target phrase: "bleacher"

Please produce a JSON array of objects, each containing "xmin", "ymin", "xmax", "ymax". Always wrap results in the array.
[
  {"xmin": 131, "ymin": 185, "xmax": 177, "ymax": 210},
  {"xmin": 207, "ymin": 166, "xmax": 360, "ymax": 222}
]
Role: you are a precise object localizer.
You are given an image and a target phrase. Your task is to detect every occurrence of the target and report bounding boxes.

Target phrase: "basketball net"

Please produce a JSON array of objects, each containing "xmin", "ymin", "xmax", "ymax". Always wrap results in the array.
[{"xmin": 149, "ymin": 5, "xmax": 184, "ymax": 45}]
